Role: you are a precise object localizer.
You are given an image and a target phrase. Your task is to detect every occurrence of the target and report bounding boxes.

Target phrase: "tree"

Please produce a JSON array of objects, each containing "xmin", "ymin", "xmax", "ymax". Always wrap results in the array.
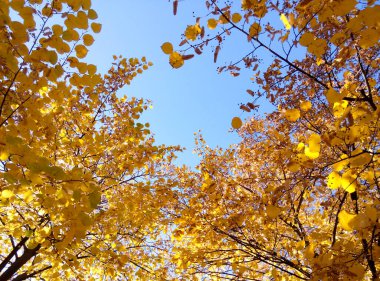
[
  {"xmin": 167, "ymin": 0, "xmax": 380, "ymax": 280},
  {"xmin": 0, "ymin": 0, "xmax": 179, "ymax": 280}
]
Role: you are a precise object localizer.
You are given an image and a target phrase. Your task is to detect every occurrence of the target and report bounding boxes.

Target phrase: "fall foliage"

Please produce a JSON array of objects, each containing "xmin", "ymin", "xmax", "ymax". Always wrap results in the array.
[
  {"xmin": 167, "ymin": 0, "xmax": 380, "ymax": 280},
  {"xmin": 1, "ymin": 0, "xmax": 380, "ymax": 280},
  {"xmin": 0, "ymin": 0, "xmax": 179, "ymax": 280}
]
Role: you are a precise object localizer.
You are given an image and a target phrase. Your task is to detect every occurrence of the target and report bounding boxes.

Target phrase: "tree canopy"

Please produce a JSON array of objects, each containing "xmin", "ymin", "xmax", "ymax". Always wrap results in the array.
[
  {"xmin": 1, "ymin": 0, "xmax": 380, "ymax": 280},
  {"xmin": 0, "ymin": 0, "xmax": 179, "ymax": 280},
  {"xmin": 166, "ymin": 0, "xmax": 380, "ymax": 280}
]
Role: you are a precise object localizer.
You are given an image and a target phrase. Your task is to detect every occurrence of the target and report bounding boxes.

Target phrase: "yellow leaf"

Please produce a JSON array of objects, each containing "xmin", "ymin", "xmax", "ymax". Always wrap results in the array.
[
  {"xmin": 231, "ymin": 117, "xmax": 242, "ymax": 129},
  {"xmin": 339, "ymin": 210, "xmax": 356, "ymax": 231},
  {"xmin": 79, "ymin": 212, "xmax": 92, "ymax": 226},
  {"xmin": 23, "ymin": 190, "xmax": 34, "ymax": 203},
  {"xmin": 88, "ymin": 64, "xmax": 97, "ymax": 75},
  {"xmin": 231, "ymin": 13, "xmax": 242, "ymax": 23},
  {"xmin": 304, "ymin": 243, "xmax": 315, "ymax": 259},
  {"xmin": 75, "ymin": 45, "xmax": 88, "ymax": 59},
  {"xmin": 316, "ymin": 57, "xmax": 324, "ymax": 66},
  {"xmin": 300, "ymin": 101, "xmax": 311, "ymax": 111},
  {"xmin": 207, "ymin": 18, "xmax": 218, "ymax": 30},
  {"xmin": 0, "ymin": 151, "xmax": 9, "ymax": 161},
  {"xmin": 284, "ymin": 108, "xmax": 300, "ymax": 122},
  {"xmin": 161, "ymin": 42, "xmax": 174, "ymax": 55},
  {"xmin": 327, "ymin": 171, "xmax": 341, "ymax": 190},
  {"xmin": 297, "ymin": 142, "xmax": 305, "ymax": 151},
  {"xmin": 267, "ymin": 205, "xmax": 281, "ymax": 218},
  {"xmin": 295, "ymin": 240, "xmax": 305, "ymax": 250},
  {"xmin": 88, "ymin": 9, "xmax": 98, "ymax": 20},
  {"xmin": 1, "ymin": 189, "xmax": 14, "ymax": 199},
  {"xmin": 349, "ymin": 150, "xmax": 372, "ymax": 167},
  {"xmin": 25, "ymin": 238, "xmax": 39, "ymax": 249},
  {"xmin": 169, "ymin": 52, "xmax": 184, "ymax": 68},
  {"xmin": 299, "ymin": 32, "xmax": 314, "ymax": 46},
  {"xmin": 341, "ymin": 171, "xmax": 357, "ymax": 193},
  {"xmin": 91, "ymin": 22, "xmax": 102, "ymax": 33},
  {"xmin": 333, "ymin": 100, "xmax": 349, "ymax": 118},
  {"xmin": 88, "ymin": 191, "xmax": 101, "ymax": 209},
  {"xmin": 358, "ymin": 28, "xmax": 379, "ymax": 49},
  {"xmin": 348, "ymin": 263, "xmax": 366, "ymax": 279},
  {"xmin": 333, "ymin": 154, "xmax": 349, "ymax": 171},
  {"xmin": 184, "ymin": 24, "xmax": 201, "ymax": 41},
  {"xmin": 280, "ymin": 13, "xmax": 291, "ymax": 29},
  {"xmin": 365, "ymin": 206, "xmax": 377, "ymax": 223},
  {"xmin": 249, "ymin": 22, "xmax": 261, "ymax": 37},
  {"xmin": 304, "ymin": 134, "xmax": 321, "ymax": 160},
  {"xmin": 30, "ymin": 174, "xmax": 44, "ymax": 185},
  {"xmin": 287, "ymin": 161, "xmax": 300, "ymax": 172},
  {"xmin": 325, "ymin": 88, "xmax": 342, "ymax": 106},
  {"xmin": 83, "ymin": 34, "xmax": 94, "ymax": 46}
]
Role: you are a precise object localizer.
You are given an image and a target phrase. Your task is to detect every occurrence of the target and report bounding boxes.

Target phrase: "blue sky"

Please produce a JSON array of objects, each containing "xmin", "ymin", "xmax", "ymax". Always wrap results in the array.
[{"xmin": 88, "ymin": 1, "xmax": 274, "ymax": 166}]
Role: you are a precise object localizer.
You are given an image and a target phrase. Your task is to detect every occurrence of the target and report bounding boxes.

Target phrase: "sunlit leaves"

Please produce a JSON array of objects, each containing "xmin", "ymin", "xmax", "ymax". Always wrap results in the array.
[
  {"xmin": 1, "ymin": 189, "xmax": 14, "ymax": 199},
  {"xmin": 0, "ymin": 1, "xmax": 178, "ymax": 280},
  {"xmin": 327, "ymin": 171, "xmax": 341, "ymax": 190},
  {"xmin": 325, "ymin": 88, "xmax": 342, "ymax": 106},
  {"xmin": 341, "ymin": 171, "xmax": 357, "ymax": 193},
  {"xmin": 184, "ymin": 24, "xmax": 201, "ymax": 41},
  {"xmin": 167, "ymin": 0, "xmax": 380, "ymax": 279},
  {"xmin": 338, "ymin": 210, "xmax": 357, "ymax": 231},
  {"xmin": 304, "ymin": 134, "xmax": 321, "ymax": 159},
  {"xmin": 0, "ymin": 151, "xmax": 9, "ymax": 161},
  {"xmin": 169, "ymin": 52, "xmax": 184, "ymax": 68},
  {"xmin": 280, "ymin": 14, "xmax": 291, "ymax": 30},
  {"xmin": 284, "ymin": 108, "xmax": 300, "ymax": 122},
  {"xmin": 300, "ymin": 101, "xmax": 311, "ymax": 111},
  {"xmin": 161, "ymin": 42, "xmax": 174, "ymax": 54}
]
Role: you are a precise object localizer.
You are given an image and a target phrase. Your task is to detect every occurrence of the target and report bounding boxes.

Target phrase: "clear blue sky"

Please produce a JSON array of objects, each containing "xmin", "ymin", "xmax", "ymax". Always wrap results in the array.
[{"xmin": 88, "ymin": 1, "xmax": 274, "ymax": 166}]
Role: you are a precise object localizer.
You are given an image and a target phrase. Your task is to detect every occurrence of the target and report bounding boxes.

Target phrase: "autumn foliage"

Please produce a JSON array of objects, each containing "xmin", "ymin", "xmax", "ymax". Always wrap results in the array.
[
  {"xmin": 166, "ymin": 0, "xmax": 380, "ymax": 280},
  {"xmin": 0, "ymin": 0, "xmax": 179, "ymax": 280},
  {"xmin": 1, "ymin": 0, "xmax": 380, "ymax": 280}
]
